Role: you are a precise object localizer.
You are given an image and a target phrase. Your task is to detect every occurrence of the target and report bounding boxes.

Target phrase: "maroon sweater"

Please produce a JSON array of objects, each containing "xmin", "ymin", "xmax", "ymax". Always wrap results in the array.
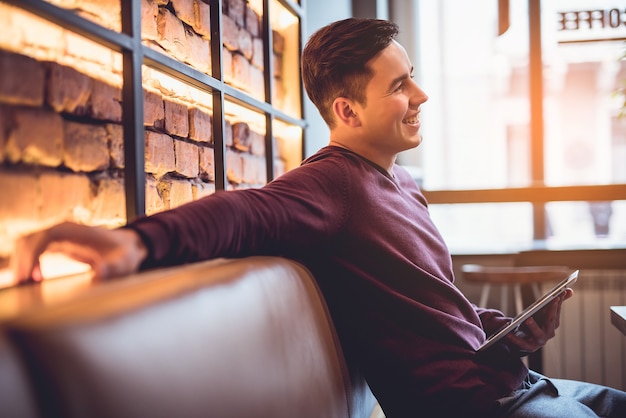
[{"xmin": 129, "ymin": 146, "xmax": 527, "ymax": 417}]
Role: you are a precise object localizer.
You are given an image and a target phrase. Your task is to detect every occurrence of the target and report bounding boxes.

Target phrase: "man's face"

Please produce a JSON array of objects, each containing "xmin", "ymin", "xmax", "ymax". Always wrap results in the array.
[{"xmin": 352, "ymin": 41, "xmax": 428, "ymax": 157}]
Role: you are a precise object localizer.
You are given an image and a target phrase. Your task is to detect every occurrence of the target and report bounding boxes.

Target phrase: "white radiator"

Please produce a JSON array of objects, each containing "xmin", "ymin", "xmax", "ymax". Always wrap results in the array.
[{"xmin": 542, "ymin": 269, "xmax": 626, "ymax": 391}]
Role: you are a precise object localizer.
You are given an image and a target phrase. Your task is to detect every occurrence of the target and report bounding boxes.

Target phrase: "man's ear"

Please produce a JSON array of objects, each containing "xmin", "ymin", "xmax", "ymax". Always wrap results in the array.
[{"xmin": 332, "ymin": 97, "xmax": 361, "ymax": 127}]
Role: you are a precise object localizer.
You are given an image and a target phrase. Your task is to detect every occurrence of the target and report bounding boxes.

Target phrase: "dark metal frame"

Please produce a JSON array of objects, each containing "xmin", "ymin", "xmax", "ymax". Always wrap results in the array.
[{"xmin": 6, "ymin": 0, "xmax": 307, "ymax": 221}]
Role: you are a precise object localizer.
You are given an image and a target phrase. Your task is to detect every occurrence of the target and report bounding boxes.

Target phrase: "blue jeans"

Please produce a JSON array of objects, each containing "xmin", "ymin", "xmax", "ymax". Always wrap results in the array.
[{"xmin": 496, "ymin": 371, "xmax": 626, "ymax": 417}]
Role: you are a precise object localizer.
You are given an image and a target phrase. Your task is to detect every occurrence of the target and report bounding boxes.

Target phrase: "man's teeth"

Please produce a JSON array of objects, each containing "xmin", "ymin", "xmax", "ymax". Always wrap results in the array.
[{"xmin": 404, "ymin": 115, "xmax": 419, "ymax": 124}]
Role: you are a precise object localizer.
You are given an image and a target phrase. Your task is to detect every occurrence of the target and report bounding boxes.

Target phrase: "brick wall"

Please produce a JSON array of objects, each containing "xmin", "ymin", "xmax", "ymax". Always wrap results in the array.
[{"xmin": 0, "ymin": 0, "xmax": 298, "ymax": 261}]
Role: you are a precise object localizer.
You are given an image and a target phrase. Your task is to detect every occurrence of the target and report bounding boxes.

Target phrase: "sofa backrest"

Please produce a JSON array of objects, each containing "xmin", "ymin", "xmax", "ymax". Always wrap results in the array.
[{"xmin": 2, "ymin": 256, "xmax": 379, "ymax": 418}]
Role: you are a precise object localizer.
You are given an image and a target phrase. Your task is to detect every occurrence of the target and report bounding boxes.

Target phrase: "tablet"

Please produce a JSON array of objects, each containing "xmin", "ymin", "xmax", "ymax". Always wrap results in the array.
[{"xmin": 476, "ymin": 269, "xmax": 579, "ymax": 352}]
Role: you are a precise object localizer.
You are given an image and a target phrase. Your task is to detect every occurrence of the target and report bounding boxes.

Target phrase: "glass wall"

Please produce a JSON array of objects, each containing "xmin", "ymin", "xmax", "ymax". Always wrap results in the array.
[{"xmin": 401, "ymin": 0, "xmax": 626, "ymax": 252}]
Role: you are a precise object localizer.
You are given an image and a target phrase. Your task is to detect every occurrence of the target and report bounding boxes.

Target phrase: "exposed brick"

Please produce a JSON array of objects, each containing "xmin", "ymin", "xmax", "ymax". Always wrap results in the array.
[
  {"xmin": 274, "ymin": 157, "xmax": 286, "ymax": 178},
  {"xmin": 249, "ymin": 64, "xmax": 264, "ymax": 101},
  {"xmin": 242, "ymin": 153, "xmax": 266, "ymax": 185},
  {"xmin": 227, "ymin": 0, "xmax": 245, "ymax": 27},
  {"xmin": 224, "ymin": 119, "xmax": 233, "ymax": 147},
  {"xmin": 189, "ymin": 107, "xmax": 212, "ymax": 143},
  {"xmin": 39, "ymin": 171, "xmax": 92, "ymax": 222},
  {"xmin": 144, "ymin": 88, "xmax": 165, "ymax": 129},
  {"xmin": 0, "ymin": 108, "xmax": 6, "ymax": 163},
  {"xmin": 186, "ymin": 30, "xmax": 210, "ymax": 74},
  {"xmin": 157, "ymin": 8, "xmax": 189, "ymax": 63},
  {"xmin": 231, "ymin": 53, "xmax": 250, "ymax": 92},
  {"xmin": 174, "ymin": 139, "xmax": 199, "ymax": 178},
  {"xmin": 249, "ymin": 129, "xmax": 265, "ymax": 157},
  {"xmin": 0, "ymin": 171, "xmax": 38, "ymax": 220},
  {"xmin": 0, "ymin": 50, "xmax": 45, "ymax": 106},
  {"xmin": 232, "ymin": 122, "xmax": 250, "ymax": 152},
  {"xmin": 90, "ymin": 176, "xmax": 126, "ymax": 225},
  {"xmin": 65, "ymin": 32, "xmax": 115, "ymax": 69},
  {"xmin": 145, "ymin": 175, "xmax": 165, "ymax": 215},
  {"xmin": 167, "ymin": 178, "xmax": 194, "ymax": 208},
  {"xmin": 90, "ymin": 79, "xmax": 122, "ymax": 122},
  {"xmin": 222, "ymin": 14, "xmax": 239, "ymax": 52},
  {"xmin": 171, "ymin": 0, "xmax": 195, "ymax": 27},
  {"xmin": 198, "ymin": 146, "xmax": 214, "ymax": 182},
  {"xmin": 245, "ymin": 6, "xmax": 261, "ymax": 38},
  {"xmin": 145, "ymin": 131, "xmax": 175, "ymax": 176},
  {"xmin": 273, "ymin": 77, "xmax": 284, "ymax": 109},
  {"xmin": 226, "ymin": 149, "xmax": 243, "ymax": 184},
  {"xmin": 193, "ymin": 181, "xmax": 215, "ymax": 200},
  {"xmin": 107, "ymin": 124, "xmax": 124, "ymax": 169},
  {"xmin": 64, "ymin": 121, "xmax": 110, "ymax": 173},
  {"xmin": 164, "ymin": 98, "xmax": 190, "ymax": 138},
  {"xmin": 251, "ymin": 38, "xmax": 263, "ymax": 70},
  {"xmin": 70, "ymin": 0, "xmax": 121, "ymax": 32},
  {"xmin": 20, "ymin": 14, "xmax": 64, "ymax": 52},
  {"xmin": 5, "ymin": 108, "xmax": 63, "ymax": 166},
  {"xmin": 194, "ymin": 0, "xmax": 212, "ymax": 38},
  {"xmin": 273, "ymin": 29, "xmax": 285, "ymax": 54},
  {"xmin": 222, "ymin": 47, "xmax": 233, "ymax": 83},
  {"xmin": 273, "ymin": 52, "xmax": 283, "ymax": 78},
  {"xmin": 142, "ymin": 0, "xmax": 159, "ymax": 41},
  {"xmin": 238, "ymin": 27, "xmax": 253, "ymax": 61},
  {"xmin": 46, "ymin": 62, "xmax": 92, "ymax": 114}
]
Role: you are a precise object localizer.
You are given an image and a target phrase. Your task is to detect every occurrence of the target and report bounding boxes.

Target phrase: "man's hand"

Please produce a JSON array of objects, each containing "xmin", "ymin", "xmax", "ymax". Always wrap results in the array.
[
  {"xmin": 11, "ymin": 222, "xmax": 148, "ymax": 285},
  {"xmin": 505, "ymin": 288, "xmax": 574, "ymax": 354}
]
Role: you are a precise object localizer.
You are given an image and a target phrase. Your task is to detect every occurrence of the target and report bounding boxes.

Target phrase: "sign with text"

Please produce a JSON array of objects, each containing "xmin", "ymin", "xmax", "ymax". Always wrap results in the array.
[{"xmin": 555, "ymin": 1, "xmax": 626, "ymax": 43}]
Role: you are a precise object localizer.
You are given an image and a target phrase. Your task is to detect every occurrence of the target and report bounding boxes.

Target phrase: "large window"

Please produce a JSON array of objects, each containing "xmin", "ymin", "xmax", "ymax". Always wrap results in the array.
[{"xmin": 397, "ymin": 0, "xmax": 626, "ymax": 253}]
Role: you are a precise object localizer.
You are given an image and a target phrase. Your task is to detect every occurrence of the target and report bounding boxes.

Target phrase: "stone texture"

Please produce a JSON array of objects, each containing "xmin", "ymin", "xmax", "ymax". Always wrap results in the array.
[
  {"xmin": 144, "ymin": 89, "xmax": 165, "ymax": 129},
  {"xmin": 226, "ymin": 149, "xmax": 243, "ymax": 184},
  {"xmin": 145, "ymin": 175, "xmax": 165, "ymax": 215},
  {"xmin": 0, "ymin": 50, "xmax": 45, "ymax": 106},
  {"xmin": 39, "ymin": 171, "xmax": 93, "ymax": 222},
  {"xmin": 64, "ymin": 121, "xmax": 110, "ymax": 173},
  {"xmin": 194, "ymin": 0, "xmax": 212, "ymax": 38},
  {"xmin": 90, "ymin": 78, "xmax": 122, "ymax": 122},
  {"xmin": 157, "ymin": 7, "xmax": 189, "ymax": 62},
  {"xmin": 0, "ymin": 171, "xmax": 38, "ymax": 221},
  {"xmin": 46, "ymin": 62, "xmax": 92, "ymax": 114},
  {"xmin": 189, "ymin": 107, "xmax": 212, "ymax": 143},
  {"xmin": 145, "ymin": 131, "xmax": 175, "ymax": 177},
  {"xmin": 232, "ymin": 122, "xmax": 250, "ymax": 152},
  {"xmin": 198, "ymin": 146, "xmax": 215, "ymax": 182},
  {"xmin": 164, "ymin": 99, "xmax": 190, "ymax": 138},
  {"xmin": 245, "ymin": 6, "xmax": 261, "ymax": 38},
  {"xmin": 174, "ymin": 139, "xmax": 199, "ymax": 178},
  {"xmin": 171, "ymin": 0, "xmax": 195, "ymax": 27},
  {"xmin": 107, "ymin": 123, "xmax": 124, "ymax": 169},
  {"xmin": 5, "ymin": 108, "xmax": 63, "ymax": 167},
  {"xmin": 90, "ymin": 176, "xmax": 126, "ymax": 225},
  {"xmin": 226, "ymin": 0, "xmax": 245, "ymax": 27}
]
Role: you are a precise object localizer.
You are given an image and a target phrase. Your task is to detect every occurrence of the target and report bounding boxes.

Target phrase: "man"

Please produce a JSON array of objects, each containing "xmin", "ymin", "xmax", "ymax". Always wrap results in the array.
[{"xmin": 12, "ymin": 18, "xmax": 626, "ymax": 417}]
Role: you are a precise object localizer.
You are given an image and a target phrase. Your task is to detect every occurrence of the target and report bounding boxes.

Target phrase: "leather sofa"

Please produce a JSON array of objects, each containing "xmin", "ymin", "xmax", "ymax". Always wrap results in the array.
[{"xmin": 0, "ymin": 256, "xmax": 382, "ymax": 418}]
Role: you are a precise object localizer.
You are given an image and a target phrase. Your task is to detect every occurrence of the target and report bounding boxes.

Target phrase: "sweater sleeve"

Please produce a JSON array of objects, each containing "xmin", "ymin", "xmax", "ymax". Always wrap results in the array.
[
  {"xmin": 474, "ymin": 305, "xmax": 512, "ymax": 335},
  {"xmin": 126, "ymin": 155, "xmax": 350, "ymax": 269}
]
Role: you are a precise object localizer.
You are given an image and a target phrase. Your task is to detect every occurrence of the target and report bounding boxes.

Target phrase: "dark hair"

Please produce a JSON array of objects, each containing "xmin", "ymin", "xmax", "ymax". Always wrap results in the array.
[{"xmin": 301, "ymin": 18, "xmax": 399, "ymax": 128}]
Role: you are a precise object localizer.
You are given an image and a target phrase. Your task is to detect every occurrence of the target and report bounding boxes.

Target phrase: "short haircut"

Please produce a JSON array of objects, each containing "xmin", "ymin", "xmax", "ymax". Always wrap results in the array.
[{"xmin": 301, "ymin": 18, "xmax": 399, "ymax": 129}]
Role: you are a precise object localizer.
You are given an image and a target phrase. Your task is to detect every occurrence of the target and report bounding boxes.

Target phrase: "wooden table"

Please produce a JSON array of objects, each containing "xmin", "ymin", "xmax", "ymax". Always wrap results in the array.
[{"xmin": 610, "ymin": 306, "xmax": 626, "ymax": 336}]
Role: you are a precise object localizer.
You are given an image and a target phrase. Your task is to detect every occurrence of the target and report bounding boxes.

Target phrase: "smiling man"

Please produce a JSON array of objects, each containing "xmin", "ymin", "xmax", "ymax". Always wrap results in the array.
[{"xmin": 12, "ymin": 18, "xmax": 626, "ymax": 417}]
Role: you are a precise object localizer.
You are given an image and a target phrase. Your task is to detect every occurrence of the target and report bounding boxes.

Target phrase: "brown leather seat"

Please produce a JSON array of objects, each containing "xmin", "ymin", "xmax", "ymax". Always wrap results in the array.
[{"xmin": 3, "ymin": 257, "xmax": 379, "ymax": 418}]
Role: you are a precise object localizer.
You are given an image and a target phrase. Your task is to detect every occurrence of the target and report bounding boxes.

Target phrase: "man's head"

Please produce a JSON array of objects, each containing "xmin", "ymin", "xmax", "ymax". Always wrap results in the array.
[{"xmin": 301, "ymin": 18, "xmax": 399, "ymax": 129}]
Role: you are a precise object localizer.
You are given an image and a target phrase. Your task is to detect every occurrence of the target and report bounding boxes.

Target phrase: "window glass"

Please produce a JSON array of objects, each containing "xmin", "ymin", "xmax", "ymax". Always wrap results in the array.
[
  {"xmin": 428, "ymin": 203, "xmax": 534, "ymax": 254},
  {"xmin": 413, "ymin": 0, "xmax": 626, "ymax": 190}
]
